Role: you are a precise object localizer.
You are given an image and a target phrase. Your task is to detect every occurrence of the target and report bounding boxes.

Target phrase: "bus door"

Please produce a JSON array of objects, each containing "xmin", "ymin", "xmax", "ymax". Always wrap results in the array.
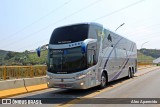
[{"xmin": 87, "ymin": 44, "xmax": 97, "ymax": 86}]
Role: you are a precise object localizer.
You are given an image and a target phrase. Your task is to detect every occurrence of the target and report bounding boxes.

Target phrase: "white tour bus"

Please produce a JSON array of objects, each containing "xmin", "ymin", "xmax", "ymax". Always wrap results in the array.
[{"xmin": 46, "ymin": 22, "xmax": 137, "ymax": 89}]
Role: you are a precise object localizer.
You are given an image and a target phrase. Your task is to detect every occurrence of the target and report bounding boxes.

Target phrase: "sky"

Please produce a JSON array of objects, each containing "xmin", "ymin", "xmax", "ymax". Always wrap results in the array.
[{"xmin": 0, "ymin": 0, "xmax": 160, "ymax": 52}]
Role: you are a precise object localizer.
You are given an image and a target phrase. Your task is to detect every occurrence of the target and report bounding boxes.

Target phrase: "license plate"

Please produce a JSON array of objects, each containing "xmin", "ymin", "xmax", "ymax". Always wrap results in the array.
[{"xmin": 59, "ymin": 84, "xmax": 66, "ymax": 88}]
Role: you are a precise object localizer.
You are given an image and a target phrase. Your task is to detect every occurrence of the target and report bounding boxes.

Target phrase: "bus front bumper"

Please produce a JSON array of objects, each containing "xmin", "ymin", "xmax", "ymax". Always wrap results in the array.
[{"xmin": 47, "ymin": 76, "xmax": 88, "ymax": 89}]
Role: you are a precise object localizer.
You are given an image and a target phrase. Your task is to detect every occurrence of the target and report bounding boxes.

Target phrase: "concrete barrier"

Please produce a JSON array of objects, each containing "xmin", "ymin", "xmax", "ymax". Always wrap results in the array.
[
  {"xmin": 24, "ymin": 76, "xmax": 47, "ymax": 86},
  {"xmin": 0, "ymin": 76, "xmax": 48, "ymax": 98},
  {"xmin": 0, "ymin": 79, "xmax": 24, "ymax": 91}
]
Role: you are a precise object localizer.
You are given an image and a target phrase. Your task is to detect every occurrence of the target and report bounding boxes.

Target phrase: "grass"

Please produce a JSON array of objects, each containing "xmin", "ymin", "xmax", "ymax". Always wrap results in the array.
[{"xmin": 137, "ymin": 51, "xmax": 155, "ymax": 63}]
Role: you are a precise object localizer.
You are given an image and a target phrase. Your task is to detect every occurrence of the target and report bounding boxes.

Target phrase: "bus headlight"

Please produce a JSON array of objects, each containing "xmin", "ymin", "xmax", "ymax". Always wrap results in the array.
[
  {"xmin": 78, "ymin": 74, "xmax": 86, "ymax": 79},
  {"xmin": 76, "ymin": 73, "xmax": 87, "ymax": 79}
]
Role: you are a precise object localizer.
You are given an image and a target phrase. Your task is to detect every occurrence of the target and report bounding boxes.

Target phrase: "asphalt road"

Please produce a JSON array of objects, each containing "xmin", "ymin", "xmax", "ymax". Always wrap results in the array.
[{"xmin": 2, "ymin": 66, "xmax": 160, "ymax": 107}]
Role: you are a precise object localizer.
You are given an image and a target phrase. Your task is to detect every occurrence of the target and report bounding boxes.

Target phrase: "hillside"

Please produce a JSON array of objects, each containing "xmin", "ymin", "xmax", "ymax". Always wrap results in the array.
[
  {"xmin": 0, "ymin": 50, "xmax": 10, "ymax": 65},
  {"xmin": 0, "ymin": 50, "xmax": 9, "ymax": 57},
  {"xmin": 137, "ymin": 50, "xmax": 155, "ymax": 63},
  {"xmin": 0, "ymin": 50, "xmax": 47, "ymax": 66},
  {"xmin": 139, "ymin": 48, "xmax": 160, "ymax": 58}
]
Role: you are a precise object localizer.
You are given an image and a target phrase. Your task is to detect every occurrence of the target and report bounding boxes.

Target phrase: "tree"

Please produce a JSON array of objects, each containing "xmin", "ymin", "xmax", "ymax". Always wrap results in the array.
[{"xmin": 4, "ymin": 52, "xmax": 15, "ymax": 60}]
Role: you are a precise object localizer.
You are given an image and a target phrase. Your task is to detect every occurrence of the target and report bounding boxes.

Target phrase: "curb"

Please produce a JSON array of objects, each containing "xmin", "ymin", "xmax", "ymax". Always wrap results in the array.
[
  {"xmin": 135, "ymin": 67, "xmax": 160, "ymax": 77},
  {"xmin": 137, "ymin": 66, "xmax": 155, "ymax": 70},
  {"xmin": 0, "ymin": 84, "xmax": 48, "ymax": 98}
]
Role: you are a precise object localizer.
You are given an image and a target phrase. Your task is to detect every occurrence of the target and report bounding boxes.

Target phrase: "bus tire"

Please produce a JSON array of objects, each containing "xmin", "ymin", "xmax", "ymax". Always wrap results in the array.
[
  {"xmin": 99, "ymin": 72, "xmax": 107, "ymax": 89},
  {"xmin": 128, "ymin": 68, "xmax": 133, "ymax": 79},
  {"xmin": 132, "ymin": 67, "xmax": 135, "ymax": 77}
]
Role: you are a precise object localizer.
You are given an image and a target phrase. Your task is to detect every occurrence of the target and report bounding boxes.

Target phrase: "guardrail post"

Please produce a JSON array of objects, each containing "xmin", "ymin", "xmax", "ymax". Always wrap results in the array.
[
  {"xmin": 3, "ymin": 66, "xmax": 6, "ymax": 80},
  {"xmin": 44, "ymin": 66, "xmax": 46, "ymax": 75},
  {"xmin": 16, "ymin": 67, "xmax": 19, "ymax": 79},
  {"xmin": 30, "ymin": 66, "xmax": 33, "ymax": 78},
  {"xmin": 25, "ymin": 68, "xmax": 28, "ymax": 78}
]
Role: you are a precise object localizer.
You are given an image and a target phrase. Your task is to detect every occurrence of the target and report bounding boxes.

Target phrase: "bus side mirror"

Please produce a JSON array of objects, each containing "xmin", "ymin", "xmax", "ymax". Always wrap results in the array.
[
  {"xmin": 36, "ymin": 47, "xmax": 41, "ymax": 57},
  {"xmin": 81, "ymin": 39, "xmax": 97, "ymax": 53}
]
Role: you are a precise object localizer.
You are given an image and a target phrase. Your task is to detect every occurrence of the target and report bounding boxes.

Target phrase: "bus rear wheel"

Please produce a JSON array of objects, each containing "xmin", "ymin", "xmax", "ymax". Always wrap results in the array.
[
  {"xmin": 99, "ymin": 72, "xmax": 107, "ymax": 89},
  {"xmin": 128, "ymin": 69, "xmax": 133, "ymax": 78}
]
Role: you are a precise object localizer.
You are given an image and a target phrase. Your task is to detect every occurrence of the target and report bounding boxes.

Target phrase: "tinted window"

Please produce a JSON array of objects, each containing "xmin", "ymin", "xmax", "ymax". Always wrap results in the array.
[
  {"xmin": 48, "ymin": 47, "xmax": 87, "ymax": 74},
  {"xmin": 50, "ymin": 24, "xmax": 89, "ymax": 44}
]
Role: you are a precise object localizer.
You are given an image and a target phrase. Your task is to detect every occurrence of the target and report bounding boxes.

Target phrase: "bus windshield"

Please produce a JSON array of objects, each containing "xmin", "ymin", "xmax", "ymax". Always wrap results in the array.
[
  {"xmin": 48, "ymin": 47, "xmax": 87, "ymax": 74},
  {"xmin": 49, "ymin": 24, "xmax": 89, "ymax": 44}
]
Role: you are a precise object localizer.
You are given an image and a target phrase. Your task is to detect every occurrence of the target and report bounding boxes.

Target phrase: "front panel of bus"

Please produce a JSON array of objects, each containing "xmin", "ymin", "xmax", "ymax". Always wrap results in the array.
[{"xmin": 47, "ymin": 24, "xmax": 100, "ymax": 89}]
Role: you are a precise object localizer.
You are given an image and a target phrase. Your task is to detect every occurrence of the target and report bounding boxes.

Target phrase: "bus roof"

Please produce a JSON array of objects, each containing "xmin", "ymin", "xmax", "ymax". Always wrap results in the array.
[
  {"xmin": 55, "ymin": 22, "xmax": 103, "ymax": 29},
  {"xmin": 53, "ymin": 22, "xmax": 136, "ymax": 45}
]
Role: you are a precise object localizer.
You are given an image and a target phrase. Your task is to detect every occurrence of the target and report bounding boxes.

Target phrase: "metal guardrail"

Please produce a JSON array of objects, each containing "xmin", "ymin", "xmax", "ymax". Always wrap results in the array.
[{"xmin": 0, "ymin": 66, "xmax": 47, "ymax": 80}]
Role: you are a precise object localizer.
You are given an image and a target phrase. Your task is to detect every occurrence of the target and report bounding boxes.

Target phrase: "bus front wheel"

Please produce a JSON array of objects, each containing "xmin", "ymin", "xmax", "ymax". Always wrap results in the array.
[{"xmin": 99, "ymin": 72, "xmax": 107, "ymax": 89}]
